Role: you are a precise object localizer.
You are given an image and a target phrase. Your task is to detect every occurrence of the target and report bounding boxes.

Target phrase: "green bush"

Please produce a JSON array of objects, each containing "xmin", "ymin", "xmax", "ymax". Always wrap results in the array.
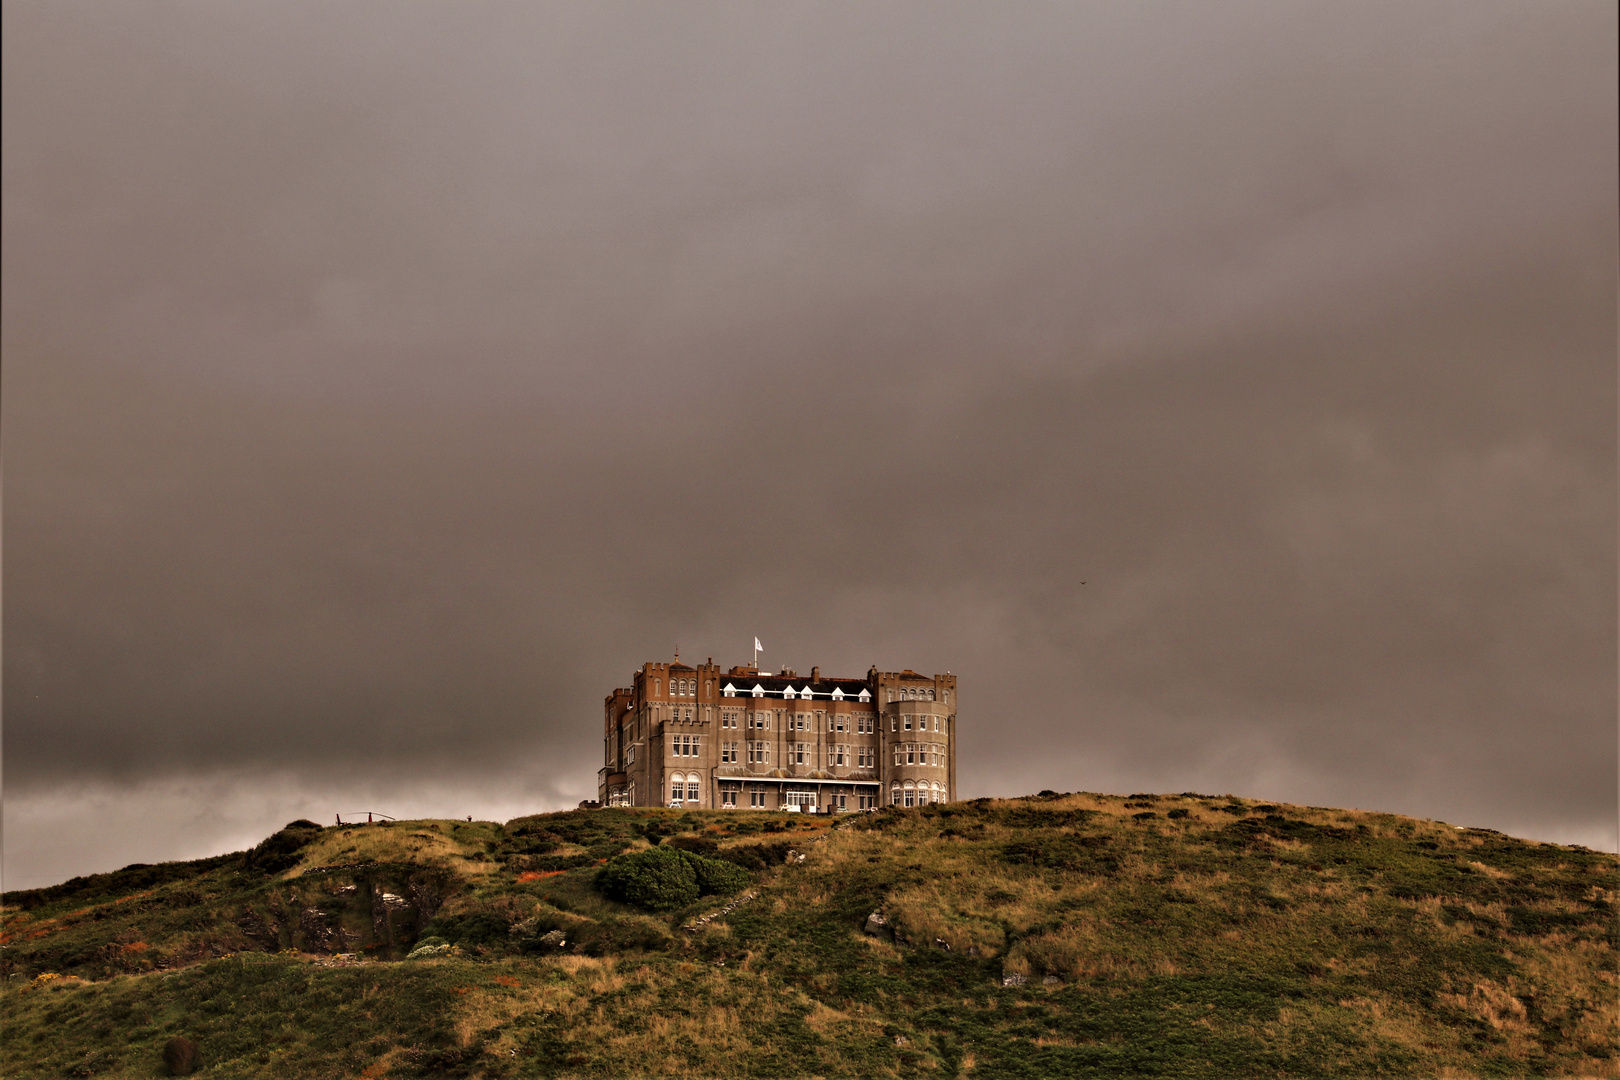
[
  {"xmin": 241, "ymin": 821, "xmax": 324, "ymax": 874},
  {"xmin": 691, "ymin": 855, "xmax": 750, "ymax": 896},
  {"xmin": 419, "ymin": 912, "xmax": 510, "ymax": 949},
  {"xmin": 596, "ymin": 846, "xmax": 700, "ymax": 910},
  {"xmin": 595, "ymin": 847, "xmax": 753, "ymax": 911},
  {"xmin": 667, "ymin": 835, "xmax": 719, "ymax": 856}
]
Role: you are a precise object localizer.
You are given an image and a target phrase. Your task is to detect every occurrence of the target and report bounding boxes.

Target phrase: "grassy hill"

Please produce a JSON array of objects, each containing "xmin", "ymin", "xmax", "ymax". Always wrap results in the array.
[{"xmin": 2, "ymin": 792, "xmax": 1614, "ymax": 1078}]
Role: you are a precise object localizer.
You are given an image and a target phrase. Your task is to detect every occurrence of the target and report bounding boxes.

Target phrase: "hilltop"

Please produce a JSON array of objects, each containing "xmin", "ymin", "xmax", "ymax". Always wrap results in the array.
[{"xmin": 2, "ymin": 792, "xmax": 1614, "ymax": 1078}]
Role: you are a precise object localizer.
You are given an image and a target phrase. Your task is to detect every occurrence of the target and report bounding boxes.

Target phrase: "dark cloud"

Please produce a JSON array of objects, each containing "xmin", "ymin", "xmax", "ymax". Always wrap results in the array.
[{"xmin": 4, "ymin": 1, "xmax": 1614, "ymax": 888}]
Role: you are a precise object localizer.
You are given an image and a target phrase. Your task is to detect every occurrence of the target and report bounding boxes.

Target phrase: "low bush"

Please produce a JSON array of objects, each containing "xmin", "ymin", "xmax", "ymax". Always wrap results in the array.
[
  {"xmin": 667, "ymin": 835, "xmax": 719, "ymax": 856},
  {"xmin": 597, "ymin": 846, "xmax": 700, "ymax": 910},
  {"xmin": 241, "ymin": 821, "xmax": 324, "ymax": 874},
  {"xmin": 596, "ymin": 846, "xmax": 753, "ymax": 911},
  {"xmin": 717, "ymin": 841, "xmax": 795, "ymax": 871},
  {"xmin": 419, "ymin": 912, "xmax": 510, "ymax": 949}
]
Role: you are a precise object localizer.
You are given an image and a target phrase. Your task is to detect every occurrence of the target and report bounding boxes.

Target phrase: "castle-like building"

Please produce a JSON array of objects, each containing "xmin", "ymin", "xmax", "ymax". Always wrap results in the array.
[{"xmin": 598, "ymin": 658, "xmax": 956, "ymax": 811}]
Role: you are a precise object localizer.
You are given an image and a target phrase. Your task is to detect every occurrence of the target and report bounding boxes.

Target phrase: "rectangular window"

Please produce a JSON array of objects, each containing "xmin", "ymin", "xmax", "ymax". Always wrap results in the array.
[
  {"xmin": 907, "ymin": 745, "xmax": 915, "ymax": 765},
  {"xmin": 904, "ymin": 716, "xmax": 912, "ymax": 730},
  {"xmin": 686, "ymin": 782, "xmax": 699, "ymax": 802},
  {"xmin": 750, "ymin": 790, "xmax": 766, "ymax": 807}
]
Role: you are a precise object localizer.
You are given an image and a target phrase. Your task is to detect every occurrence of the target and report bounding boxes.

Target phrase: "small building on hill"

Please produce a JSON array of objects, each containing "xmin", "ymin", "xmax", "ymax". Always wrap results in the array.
[{"xmin": 597, "ymin": 658, "xmax": 956, "ymax": 812}]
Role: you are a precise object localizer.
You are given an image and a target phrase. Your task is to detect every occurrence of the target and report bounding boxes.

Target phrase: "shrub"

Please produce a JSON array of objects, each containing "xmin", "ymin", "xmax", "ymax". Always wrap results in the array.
[
  {"xmin": 667, "ymin": 835, "xmax": 719, "ymax": 856},
  {"xmin": 163, "ymin": 1035, "xmax": 200, "ymax": 1075},
  {"xmin": 597, "ymin": 846, "xmax": 700, "ymax": 910},
  {"xmin": 241, "ymin": 822, "xmax": 323, "ymax": 874},
  {"xmin": 691, "ymin": 856, "xmax": 750, "ymax": 896},
  {"xmin": 596, "ymin": 847, "xmax": 753, "ymax": 911},
  {"xmin": 420, "ymin": 912, "xmax": 510, "ymax": 949},
  {"xmin": 716, "ymin": 841, "xmax": 795, "ymax": 872},
  {"xmin": 1167, "ymin": 808, "xmax": 1191, "ymax": 819}
]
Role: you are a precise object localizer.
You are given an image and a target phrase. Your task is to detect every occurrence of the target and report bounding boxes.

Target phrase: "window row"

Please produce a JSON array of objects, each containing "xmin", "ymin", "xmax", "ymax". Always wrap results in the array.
[
  {"xmin": 734, "ymin": 709, "xmax": 877, "ymax": 732},
  {"xmin": 672, "ymin": 734, "xmax": 702, "ymax": 756},
  {"xmin": 888, "ymin": 687, "xmax": 944, "ymax": 702},
  {"xmin": 716, "ymin": 787, "xmax": 881, "ymax": 811},
  {"xmin": 894, "ymin": 743, "xmax": 945, "ymax": 767},
  {"xmin": 891, "ymin": 714, "xmax": 943, "ymax": 732},
  {"xmin": 892, "ymin": 780, "xmax": 945, "ymax": 807}
]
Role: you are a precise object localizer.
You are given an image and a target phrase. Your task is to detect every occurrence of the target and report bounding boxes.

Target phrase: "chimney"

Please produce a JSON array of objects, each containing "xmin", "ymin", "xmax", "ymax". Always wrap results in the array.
[{"xmin": 810, "ymin": 666, "xmax": 821, "ymax": 681}]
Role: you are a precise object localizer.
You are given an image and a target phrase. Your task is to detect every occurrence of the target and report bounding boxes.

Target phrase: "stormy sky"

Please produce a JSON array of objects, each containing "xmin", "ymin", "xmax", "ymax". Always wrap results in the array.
[{"xmin": 4, "ymin": 2, "xmax": 1615, "ymax": 890}]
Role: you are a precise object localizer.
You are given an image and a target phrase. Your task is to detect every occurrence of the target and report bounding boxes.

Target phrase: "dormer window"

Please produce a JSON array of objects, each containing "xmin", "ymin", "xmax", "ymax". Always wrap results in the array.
[
  {"xmin": 783, "ymin": 686, "xmax": 797, "ymax": 699},
  {"xmin": 751, "ymin": 684, "xmax": 766, "ymax": 698},
  {"xmin": 857, "ymin": 688, "xmax": 871, "ymax": 702},
  {"xmin": 723, "ymin": 683, "xmax": 737, "ymax": 697},
  {"xmin": 831, "ymin": 687, "xmax": 845, "ymax": 701},
  {"xmin": 798, "ymin": 686, "xmax": 813, "ymax": 699}
]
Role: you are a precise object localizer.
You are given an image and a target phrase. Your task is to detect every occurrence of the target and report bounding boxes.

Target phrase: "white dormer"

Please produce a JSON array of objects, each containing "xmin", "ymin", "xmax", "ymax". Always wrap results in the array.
[
  {"xmin": 857, "ymin": 688, "xmax": 871, "ymax": 702},
  {"xmin": 798, "ymin": 686, "xmax": 813, "ymax": 699},
  {"xmin": 783, "ymin": 685, "xmax": 797, "ymax": 699},
  {"xmin": 831, "ymin": 687, "xmax": 845, "ymax": 701},
  {"xmin": 723, "ymin": 683, "xmax": 737, "ymax": 697},
  {"xmin": 751, "ymin": 684, "xmax": 766, "ymax": 698}
]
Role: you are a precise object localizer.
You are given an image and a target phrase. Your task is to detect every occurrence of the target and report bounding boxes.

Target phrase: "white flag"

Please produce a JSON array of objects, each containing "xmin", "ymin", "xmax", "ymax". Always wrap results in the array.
[{"xmin": 754, "ymin": 637, "xmax": 763, "ymax": 653}]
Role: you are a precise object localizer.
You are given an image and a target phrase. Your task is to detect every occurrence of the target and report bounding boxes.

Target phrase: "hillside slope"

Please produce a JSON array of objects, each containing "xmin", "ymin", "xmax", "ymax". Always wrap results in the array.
[{"xmin": 2, "ymin": 792, "xmax": 1614, "ymax": 1078}]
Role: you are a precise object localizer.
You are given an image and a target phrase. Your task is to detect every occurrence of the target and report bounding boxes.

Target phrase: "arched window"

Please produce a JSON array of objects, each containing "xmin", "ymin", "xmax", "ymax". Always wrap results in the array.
[
  {"xmin": 686, "ymin": 779, "xmax": 700, "ymax": 803},
  {"xmin": 891, "ymin": 783, "xmax": 901, "ymax": 806},
  {"xmin": 670, "ymin": 774, "xmax": 686, "ymax": 804},
  {"xmin": 903, "ymin": 780, "xmax": 916, "ymax": 808}
]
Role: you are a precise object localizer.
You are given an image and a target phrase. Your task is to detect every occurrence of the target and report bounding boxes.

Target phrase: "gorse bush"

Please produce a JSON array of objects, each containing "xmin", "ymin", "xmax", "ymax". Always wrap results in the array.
[
  {"xmin": 690, "ymin": 854, "xmax": 751, "ymax": 896},
  {"xmin": 596, "ymin": 846, "xmax": 700, "ymax": 909},
  {"xmin": 595, "ymin": 846, "xmax": 751, "ymax": 911}
]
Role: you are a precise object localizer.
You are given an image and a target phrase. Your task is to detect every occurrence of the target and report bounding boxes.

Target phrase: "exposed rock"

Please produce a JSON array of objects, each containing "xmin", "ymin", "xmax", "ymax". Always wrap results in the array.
[
  {"xmin": 863, "ymin": 911, "xmax": 894, "ymax": 941},
  {"xmin": 1002, "ymin": 972, "xmax": 1028, "ymax": 987},
  {"xmin": 1042, "ymin": 975, "xmax": 1062, "ymax": 985}
]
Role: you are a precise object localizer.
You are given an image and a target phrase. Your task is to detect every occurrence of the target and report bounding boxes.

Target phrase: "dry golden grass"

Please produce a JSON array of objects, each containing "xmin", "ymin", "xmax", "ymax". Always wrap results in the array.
[{"xmin": 283, "ymin": 820, "xmax": 495, "ymax": 879}]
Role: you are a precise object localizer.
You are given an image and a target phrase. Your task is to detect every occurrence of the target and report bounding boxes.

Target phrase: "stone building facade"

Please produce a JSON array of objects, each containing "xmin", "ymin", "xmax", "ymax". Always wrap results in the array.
[{"xmin": 598, "ymin": 658, "xmax": 956, "ymax": 811}]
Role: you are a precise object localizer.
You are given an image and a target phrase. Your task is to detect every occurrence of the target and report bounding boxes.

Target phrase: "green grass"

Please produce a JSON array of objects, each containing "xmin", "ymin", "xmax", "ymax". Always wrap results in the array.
[{"xmin": 2, "ymin": 794, "xmax": 1614, "ymax": 1077}]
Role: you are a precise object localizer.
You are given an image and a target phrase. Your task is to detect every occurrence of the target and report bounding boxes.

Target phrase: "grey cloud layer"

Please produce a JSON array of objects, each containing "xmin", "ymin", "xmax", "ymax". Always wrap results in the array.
[{"xmin": 4, "ymin": 1, "xmax": 1614, "ymax": 886}]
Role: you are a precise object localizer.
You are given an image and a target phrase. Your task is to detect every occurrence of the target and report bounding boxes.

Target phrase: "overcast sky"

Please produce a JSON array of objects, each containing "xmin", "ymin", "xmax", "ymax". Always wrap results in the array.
[{"xmin": 4, "ymin": 1, "xmax": 1615, "ymax": 890}]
